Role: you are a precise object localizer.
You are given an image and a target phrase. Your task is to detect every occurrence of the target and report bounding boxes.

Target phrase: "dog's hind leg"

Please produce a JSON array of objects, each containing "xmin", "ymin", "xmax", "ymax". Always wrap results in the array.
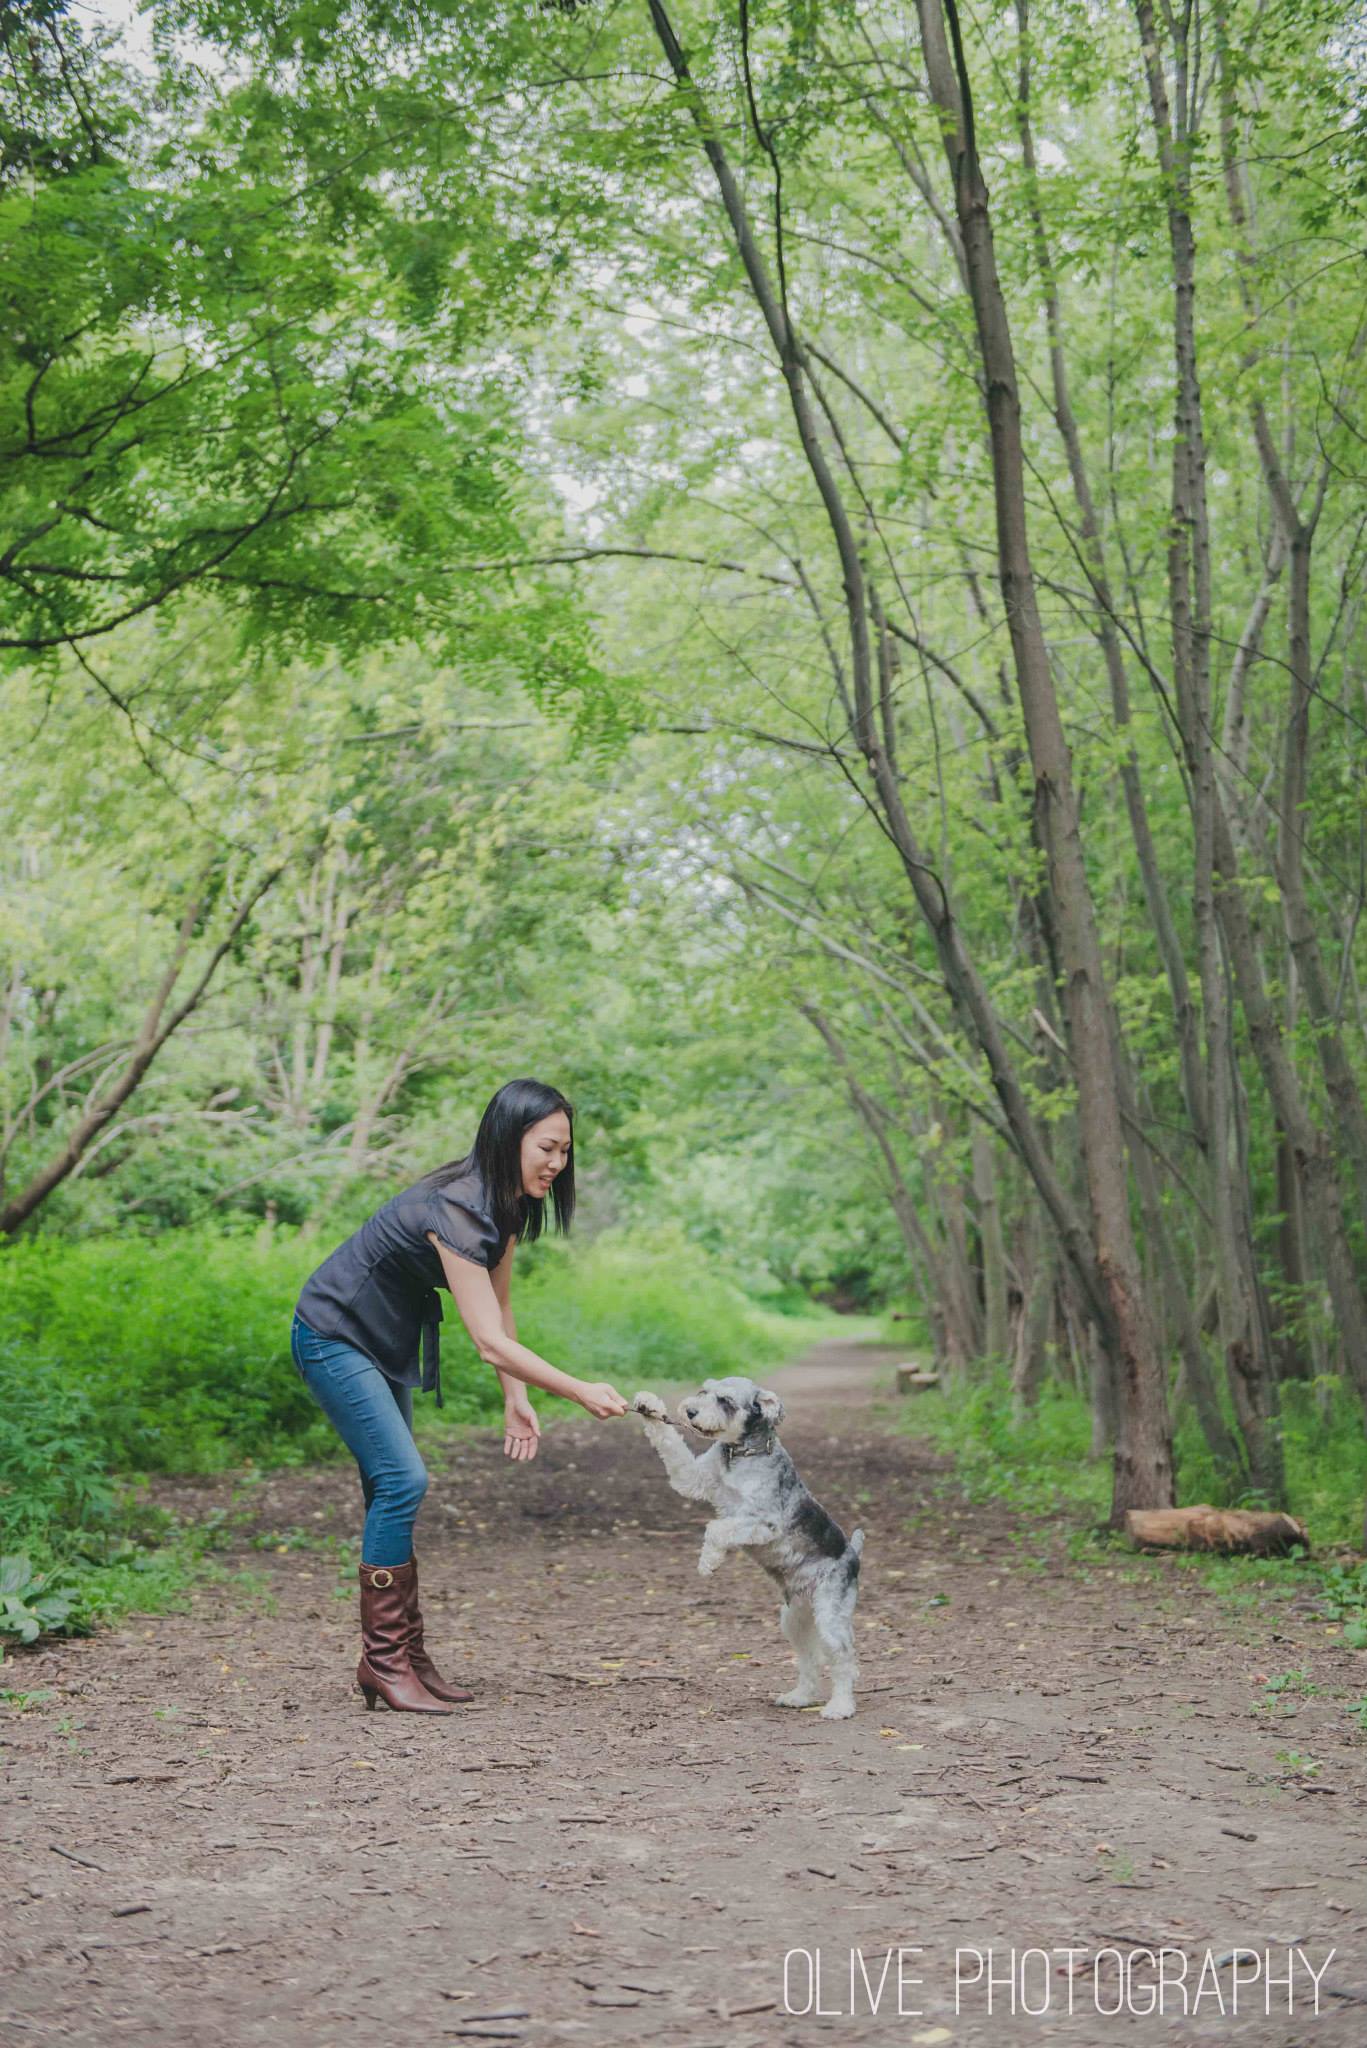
[
  {"xmin": 774, "ymin": 1596, "xmax": 825, "ymax": 1708},
  {"xmin": 811, "ymin": 1579, "xmax": 859, "ymax": 1720}
]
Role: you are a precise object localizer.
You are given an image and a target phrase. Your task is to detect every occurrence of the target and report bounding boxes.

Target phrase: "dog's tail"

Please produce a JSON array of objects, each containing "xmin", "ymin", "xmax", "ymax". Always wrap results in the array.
[{"xmin": 841, "ymin": 1527, "xmax": 865, "ymax": 1579}]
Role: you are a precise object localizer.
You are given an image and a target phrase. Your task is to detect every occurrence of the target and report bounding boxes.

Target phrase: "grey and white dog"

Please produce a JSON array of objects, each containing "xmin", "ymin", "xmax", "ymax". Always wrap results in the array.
[{"xmin": 632, "ymin": 1377, "xmax": 864, "ymax": 1720}]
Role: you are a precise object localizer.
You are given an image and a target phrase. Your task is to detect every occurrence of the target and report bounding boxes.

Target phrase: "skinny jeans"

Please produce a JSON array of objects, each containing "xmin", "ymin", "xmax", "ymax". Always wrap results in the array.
[{"xmin": 290, "ymin": 1312, "xmax": 428, "ymax": 1567}]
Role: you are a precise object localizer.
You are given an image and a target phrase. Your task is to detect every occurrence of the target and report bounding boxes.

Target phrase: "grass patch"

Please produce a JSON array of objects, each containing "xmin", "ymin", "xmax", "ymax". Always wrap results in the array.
[
  {"xmin": 881, "ymin": 1364, "xmax": 1110, "ymax": 1521},
  {"xmin": 880, "ymin": 1357, "xmax": 1367, "ymax": 1662},
  {"xmin": 1175, "ymin": 1373, "xmax": 1367, "ymax": 1550}
]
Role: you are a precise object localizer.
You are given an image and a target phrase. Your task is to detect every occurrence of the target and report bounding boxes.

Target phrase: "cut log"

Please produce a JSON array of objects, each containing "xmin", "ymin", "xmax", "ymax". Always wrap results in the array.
[
  {"xmin": 1125, "ymin": 1506, "xmax": 1309, "ymax": 1556},
  {"xmin": 896, "ymin": 1364, "xmax": 942, "ymax": 1394}
]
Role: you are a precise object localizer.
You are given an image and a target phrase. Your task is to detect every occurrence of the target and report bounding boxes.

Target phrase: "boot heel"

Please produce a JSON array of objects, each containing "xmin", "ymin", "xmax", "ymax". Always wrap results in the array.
[{"xmin": 360, "ymin": 1684, "xmax": 379, "ymax": 1710}]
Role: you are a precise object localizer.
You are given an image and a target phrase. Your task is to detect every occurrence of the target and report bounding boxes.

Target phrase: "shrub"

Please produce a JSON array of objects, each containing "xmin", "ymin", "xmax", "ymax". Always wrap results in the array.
[{"xmin": 0, "ymin": 1347, "xmax": 119, "ymax": 1555}]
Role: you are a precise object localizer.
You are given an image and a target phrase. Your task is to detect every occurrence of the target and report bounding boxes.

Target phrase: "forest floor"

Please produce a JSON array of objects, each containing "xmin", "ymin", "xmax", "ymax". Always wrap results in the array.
[{"xmin": 5, "ymin": 1335, "xmax": 1367, "ymax": 2048}]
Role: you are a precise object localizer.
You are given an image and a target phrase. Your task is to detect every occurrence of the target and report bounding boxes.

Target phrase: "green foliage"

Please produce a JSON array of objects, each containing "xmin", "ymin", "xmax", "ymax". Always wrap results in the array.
[
  {"xmin": 903, "ymin": 1361, "xmax": 1367, "ymax": 1554},
  {"xmin": 0, "ymin": 1337, "xmax": 237, "ymax": 1644},
  {"xmin": 0, "ymin": 1219, "xmax": 827, "ymax": 1471},
  {"xmin": 1315, "ymin": 1561, "xmax": 1367, "ymax": 1649},
  {"xmin": 0, "ymin": 1350, "xmax": 119, "ymax": 1553},
  {"xmin": 890, "ymin": 1366, "xmax": 1110, "ymax": 1519},
  {"xmin": 0, "ymin": 1552, "xmax": 76, "ymax": 1643},
  {"xmin": 0, "ymin": 1230, "xmax": 331, "ymax": 1473},
  {"xmin": 1259, "ymin": 1668, "xmax": 1317, "ymax": 1708},
  {"xmin": 1175, "ymin": 1375, "xmax": 1367, "ymax": 1550},
  {"xmin": 0, "ymin": 1, "xmax": 591, "ymax": 672}
]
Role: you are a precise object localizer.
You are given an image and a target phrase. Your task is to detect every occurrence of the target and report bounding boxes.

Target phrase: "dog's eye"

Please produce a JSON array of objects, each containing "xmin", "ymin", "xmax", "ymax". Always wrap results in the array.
[{"xmin": 717, "ymin": 1396, "xmax": 734, "ymax": 1413}]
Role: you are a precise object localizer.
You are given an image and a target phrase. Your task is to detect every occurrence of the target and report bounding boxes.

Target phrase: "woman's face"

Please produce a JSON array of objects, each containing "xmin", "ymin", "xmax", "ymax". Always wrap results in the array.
[{"xmin": 520, "ymin": 1109, "xmax": 572, "ymax": 1199}]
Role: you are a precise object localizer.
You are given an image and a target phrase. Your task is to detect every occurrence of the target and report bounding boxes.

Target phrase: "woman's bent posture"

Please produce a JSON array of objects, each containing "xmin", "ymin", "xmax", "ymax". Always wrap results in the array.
[{"xmin": 291, "ymin": 1078, "xmax": 628, "ymax": 1713}]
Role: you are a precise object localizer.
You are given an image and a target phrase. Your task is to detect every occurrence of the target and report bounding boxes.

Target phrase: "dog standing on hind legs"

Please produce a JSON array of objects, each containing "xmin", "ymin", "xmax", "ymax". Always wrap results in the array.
[{"xmin": 631, "ymin": 1378, "xmax": 864, "ymax": 1719}]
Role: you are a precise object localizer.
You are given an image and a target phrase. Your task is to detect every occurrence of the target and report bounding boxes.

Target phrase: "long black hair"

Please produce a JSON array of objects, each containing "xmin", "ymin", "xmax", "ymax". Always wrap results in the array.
[{"xmin": 416, "ymin": 1077, "xmax": 575, "ymax": 1246}]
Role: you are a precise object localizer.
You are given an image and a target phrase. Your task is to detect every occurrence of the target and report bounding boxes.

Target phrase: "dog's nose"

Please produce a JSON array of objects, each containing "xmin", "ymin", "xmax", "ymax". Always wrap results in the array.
[{"xmin": 683, "ymin": 1404, "xmax": 697, "ymax": 1419}]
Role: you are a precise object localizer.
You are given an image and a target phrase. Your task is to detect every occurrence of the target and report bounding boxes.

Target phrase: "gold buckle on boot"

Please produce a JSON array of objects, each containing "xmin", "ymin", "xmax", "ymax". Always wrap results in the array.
[{"xmin": 368, "ymin": 1567, "xmax": 395, "ymax": 1587}]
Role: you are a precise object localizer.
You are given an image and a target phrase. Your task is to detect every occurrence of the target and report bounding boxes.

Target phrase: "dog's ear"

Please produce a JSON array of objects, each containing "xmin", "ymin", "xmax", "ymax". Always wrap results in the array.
[{"xmin": 754, "ymin": 1387, "xmax": 785, "ymax": 1425}]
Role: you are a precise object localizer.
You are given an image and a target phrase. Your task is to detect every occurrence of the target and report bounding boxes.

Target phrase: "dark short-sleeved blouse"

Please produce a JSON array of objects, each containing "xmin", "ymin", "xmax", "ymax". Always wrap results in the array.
[{"xmin": 294, "ymin": 1164, "xmax": 511, "ymax": 1407}]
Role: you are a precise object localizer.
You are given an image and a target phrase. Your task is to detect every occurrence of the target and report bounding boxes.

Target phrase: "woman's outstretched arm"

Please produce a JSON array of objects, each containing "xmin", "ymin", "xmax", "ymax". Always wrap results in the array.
[{"xmin": 427, "ymin": 1233, "xmax": 627, "ymax": 1418}]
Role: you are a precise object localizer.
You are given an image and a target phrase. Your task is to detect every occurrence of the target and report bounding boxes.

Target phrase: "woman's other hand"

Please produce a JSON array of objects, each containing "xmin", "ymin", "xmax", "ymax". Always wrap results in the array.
[
  {"xmin": 576, "ymin": 1380, "xmax": 629, "ymax": 1419},
  {"xmin": 503, "ymin": 1394, "xmax": 541, "ymax": 1462}
]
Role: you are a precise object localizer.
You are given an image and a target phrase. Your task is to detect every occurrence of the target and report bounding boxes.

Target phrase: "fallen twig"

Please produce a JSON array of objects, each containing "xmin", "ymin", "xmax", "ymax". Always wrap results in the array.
[{"xmin": 49, "ymin": 1845, "xmax": 106, "ymax": 1873}]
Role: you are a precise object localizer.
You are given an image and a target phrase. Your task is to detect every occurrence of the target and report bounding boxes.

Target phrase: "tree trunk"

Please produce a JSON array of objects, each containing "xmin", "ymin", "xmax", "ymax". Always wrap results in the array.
[
  {"xmin": 1133, "ymin": 0, "xmax": 1287, "ymax": 1503},
  {"xmin": 1214, "ymin": 801, "xmax": 1367, "ymax": 1406},
  {"xmin": 1127, "ymin": 1506, "xmax": 1308, "ymax": 1556},
  {"xmin": 972, "ymin": 1124, "xmax": 1009, "ymax": 1363},
  {"xmin": 801, "ymin": 1003, "xmax": 975, "ymax": 1371},
  {"xmin": 1215, "ymin": 19, "xmax": 1367, "ymax": 1224},
  {"xmin": 1133, "ymin": 0, "xmax": 1367, "ymax": 1460},
  {"xmin": 0, "ymin": 865, "xmax": 283, "ymax": 1236},
  {"xmin": 1087, "ymin": 1319, "xmax": 1117, "ymax": 1463},
  {"xmin": 915, "ymin": 0, "xmax": 1173, "ymax": 1520},
  {"xmin": 1011, "ymin": 1211, "xmax": 1054, "ymax": 1422},
  {"xmin": 1117, "ymin": 1045, "xmax": 1249, "ymax": 1486},
  {"xmin": 1272, "ymin": 1125, "xmax": 1315, "ymax": 1379},
  {"xmin": 1015, "ymin": 0, "xmax": 1205, "ymax": 1151}
]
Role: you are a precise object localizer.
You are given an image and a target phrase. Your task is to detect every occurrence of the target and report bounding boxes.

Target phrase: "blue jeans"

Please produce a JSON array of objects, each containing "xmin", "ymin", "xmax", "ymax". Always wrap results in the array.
[{"xmin": 290, "ymin": 1313, "xmax": 428, "ymax": 1567}]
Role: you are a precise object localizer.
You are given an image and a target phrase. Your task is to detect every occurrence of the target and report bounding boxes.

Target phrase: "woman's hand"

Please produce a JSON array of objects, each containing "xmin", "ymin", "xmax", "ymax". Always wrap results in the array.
[
  {"xmin": 503, "ymin": 1393, "xmax": 541, "ymax": 1463},
  {"xmin": 575, "ymin": 1379, "xmax": 629, "ymax": 1419}
]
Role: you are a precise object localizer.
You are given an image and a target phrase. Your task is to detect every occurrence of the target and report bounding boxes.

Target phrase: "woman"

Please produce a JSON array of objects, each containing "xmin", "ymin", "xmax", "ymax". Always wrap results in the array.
[{"xmin": 290, "ymin": 1077, "xmax": 629, "ymax": 1716}]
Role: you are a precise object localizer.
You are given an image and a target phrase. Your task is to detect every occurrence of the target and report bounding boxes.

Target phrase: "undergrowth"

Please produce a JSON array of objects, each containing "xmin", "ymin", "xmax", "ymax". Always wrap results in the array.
[{"xmin": 882, "ymin": 1358, "xmax": 1367, "ymax": 1655}]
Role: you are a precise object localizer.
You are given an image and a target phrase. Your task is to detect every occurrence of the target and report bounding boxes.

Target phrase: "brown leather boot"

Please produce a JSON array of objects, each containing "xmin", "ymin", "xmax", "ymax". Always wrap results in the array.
[
  {"xmin": 357, "ymin": 1560, "xmax": 452, "ymax": 1714},
  {"xmin": 405, "ymin": 1548, "xmax": 474, "ymax": 1704}
]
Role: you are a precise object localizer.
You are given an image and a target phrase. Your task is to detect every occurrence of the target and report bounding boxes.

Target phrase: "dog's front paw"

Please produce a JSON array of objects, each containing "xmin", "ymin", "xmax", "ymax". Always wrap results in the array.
[
  {"xmin": 774, "ymin": 1686, "xmax": 822, "ymax": 1709},
  {"xmin": 820, "ymin": 1696, "xmax": 856, "ymax": 1720},
  {"xmin": 697, "ymin": 1547, "xmax": 723, "ymax": 1578},
  {"xmin": 632, "ymin": 1391, "xmax": 669, "ymax": 1422}
]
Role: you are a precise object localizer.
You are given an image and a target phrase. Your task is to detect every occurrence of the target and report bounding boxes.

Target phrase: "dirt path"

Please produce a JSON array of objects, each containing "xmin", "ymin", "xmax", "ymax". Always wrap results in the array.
[{"xmin": 5, "ymin": 1337, "xmax": 1367, "ymax": 2047}]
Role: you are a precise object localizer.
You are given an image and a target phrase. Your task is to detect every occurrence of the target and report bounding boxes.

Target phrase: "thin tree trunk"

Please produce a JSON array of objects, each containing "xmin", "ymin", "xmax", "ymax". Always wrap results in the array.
[
  {"xmin": 936, "ymin": 1131, "xmax": 983, "ymax": 1378},
  {"xmin": 290, "ymin": 865, "xmax": 320, "ymax": 1126},
  {"xmin": 310, "ymin": 854, "xmax": 353, "ymax": 1098},
  {"xmin": 915, "ymin": 0, "xmax": 1173, "ymax": 1519},
  {"xmin": 1220, "ymin": 529, "xmax": 1287, "ymax": 845},
  {"xmin": 1087, "ymin": 1320, "xmax": 1117, "ymax": 1463},
  {"xmin": 1214, "ymin": 21, "xmax": 1367, "ymax": 1224},
  {"xmin": 972, "ymin": 1123, "xmax": 1009, "ymax": 1363},
  {"xmin": 1011, "ymin": 1209, "xmax": 1054, "ymax": 1422},
  {"xmin": 1015, "ymin": 0, "xmax": 1204, "ymax": 1151},
  {"xmin": 0, "ymin": 865, "xmax": 283, "ymax": 1235},
  {"xmin": 1214, "ymin": 800, "xmax": 1367, "ymax": 1409},
  {"xmin": 1272, "ymin": 1125, "xmax": 1315, "ymax": 1379},
  {"xmin": 801, "ymin": 1003, "xmax": 973, "ymax": 1370},
  {"xmin": 1118, "ymin": 1045, "xmax": 1249, "ymax": 1485},
  {"xmin": 1132, "ymin": 0, "xmax": 1287, "ymax": 1497}
]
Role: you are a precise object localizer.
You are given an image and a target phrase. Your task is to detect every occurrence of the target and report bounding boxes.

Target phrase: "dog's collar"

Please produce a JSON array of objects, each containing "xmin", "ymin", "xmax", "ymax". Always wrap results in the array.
[{"xmin": 722, "ymin": 1430, "xmax": 776, "ymax": 1463}]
